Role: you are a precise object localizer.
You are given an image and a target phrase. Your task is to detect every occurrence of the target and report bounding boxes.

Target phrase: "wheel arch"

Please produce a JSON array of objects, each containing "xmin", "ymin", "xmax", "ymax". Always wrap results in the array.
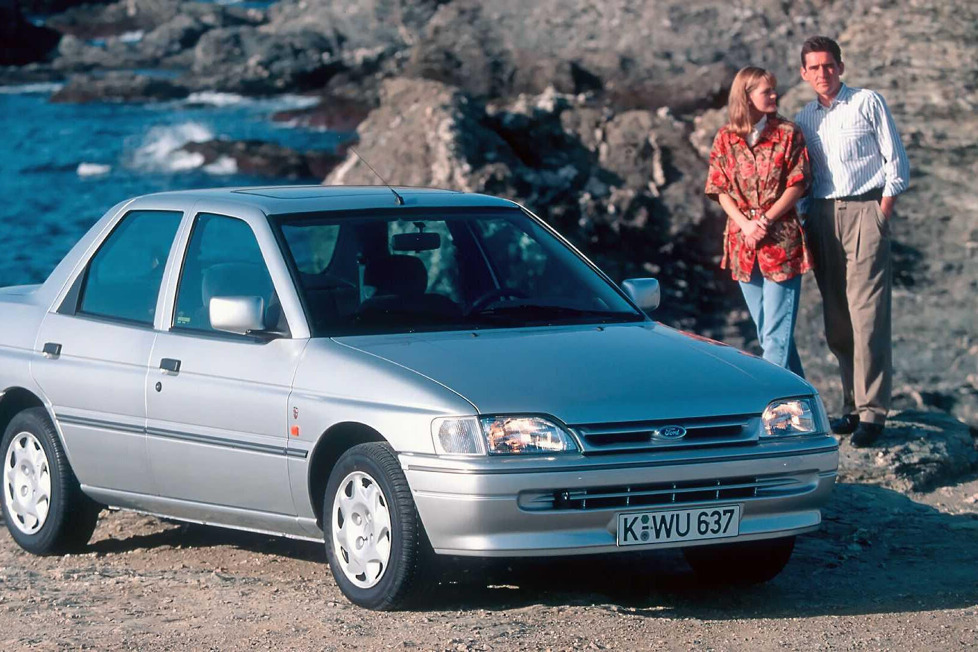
[
  {"xmin": 0, "ymin": 387, "xmax": 48, "ymax": 440},
  {"xmin": 307, "ymin": 421, "xmax": 389, "ymax": 526}
]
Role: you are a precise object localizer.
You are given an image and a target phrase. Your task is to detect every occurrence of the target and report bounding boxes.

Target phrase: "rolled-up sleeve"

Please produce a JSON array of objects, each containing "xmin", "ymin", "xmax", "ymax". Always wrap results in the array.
[
  {"xmin": 705, "ymin": 132, "xmax": 732, "ymax": 201},
  {"xmin": 870, "ymin": 91, "xmax": 910, "ymax": 197}
]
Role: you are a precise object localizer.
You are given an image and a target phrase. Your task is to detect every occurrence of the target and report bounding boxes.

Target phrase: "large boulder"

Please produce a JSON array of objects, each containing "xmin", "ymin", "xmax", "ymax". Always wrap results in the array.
[
  {"xmin": 838, "ymin": 410, "xmax": 978, "ymax": 493},
  {"xmin": 50, "ymin": 70, "xmax": 189, "ymax": 102},
  {"xmin": 50, "ymin": 0, "xmax": 265, "ymax": 72},
  {"xmin": 190, "ymin": 27, "xmax": 342, "ymax": 94}
]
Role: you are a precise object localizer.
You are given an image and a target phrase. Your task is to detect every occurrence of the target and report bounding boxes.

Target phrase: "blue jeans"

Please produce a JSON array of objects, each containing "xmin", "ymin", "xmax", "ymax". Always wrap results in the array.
[{"xmin": 738, "ymin": 265, "xmax": 804, "ymax": 377}]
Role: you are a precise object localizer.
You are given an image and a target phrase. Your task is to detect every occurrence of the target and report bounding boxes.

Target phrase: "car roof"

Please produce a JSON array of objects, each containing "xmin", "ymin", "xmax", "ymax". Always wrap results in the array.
[{"xmin": 131, "ymin": 185, "xmax": 519, "ymax": 216}]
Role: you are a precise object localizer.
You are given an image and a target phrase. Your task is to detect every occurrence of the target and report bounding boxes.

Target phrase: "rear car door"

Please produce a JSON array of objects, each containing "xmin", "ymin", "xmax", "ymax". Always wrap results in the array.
[
  {"xmin": 145, "ymin": 211, "xmax": 306, "ymax": 525},
  {"xmin": 31, "ymin": 209, "xmax": 183, "ymax": 496}
]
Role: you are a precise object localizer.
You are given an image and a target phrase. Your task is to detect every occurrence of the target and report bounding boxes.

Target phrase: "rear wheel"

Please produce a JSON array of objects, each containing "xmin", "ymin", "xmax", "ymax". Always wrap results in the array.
[
  {"xmin": 324, "ymin": 442, "xmax": 430, "ymax": 610},
  {"xmin": 1, "ymin": 408, "xmax": 100, "ymax": 554},
  {"xmin": 683, "ymin": 536, "xmax": 795, "ymax": 585}
]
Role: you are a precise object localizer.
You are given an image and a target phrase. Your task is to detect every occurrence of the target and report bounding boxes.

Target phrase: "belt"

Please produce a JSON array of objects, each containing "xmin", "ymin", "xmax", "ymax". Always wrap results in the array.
[{"xmin": 816, "ymin": 188, "xmax": 884, "ymax": 203}]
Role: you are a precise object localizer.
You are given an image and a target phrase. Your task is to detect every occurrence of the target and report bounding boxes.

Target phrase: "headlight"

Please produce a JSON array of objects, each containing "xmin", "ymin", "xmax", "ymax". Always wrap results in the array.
[
  {"xmin": 481, "ymin": 416, "xmax": 578, "ymax": 455},
  {"xmin": 761, "ymin": 398, "xmax": 821, "ymax": 436},
  {"xmin": 431, "ymin": 415, "xmax": 578, "ymax": 455}
]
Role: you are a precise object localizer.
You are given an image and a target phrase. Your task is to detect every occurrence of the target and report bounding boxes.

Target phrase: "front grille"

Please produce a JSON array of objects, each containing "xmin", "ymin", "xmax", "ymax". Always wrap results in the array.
[
  {"xmin": 572, "ymin": 414, "xmax": 758, "ymax": 453},
  {"xmin": 520, "ymin": 475, "xmax": 806, "ymax": 512}
]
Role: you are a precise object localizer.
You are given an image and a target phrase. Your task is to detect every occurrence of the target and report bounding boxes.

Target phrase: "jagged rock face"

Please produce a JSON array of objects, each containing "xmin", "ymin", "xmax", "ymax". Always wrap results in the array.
[
  {"xmin": 326, "ymin": 78, "xmax": 520, "ymax": 191},
  {"xmin": 401, "ymin": 0, "xmax": 878, "ymax": 109},
  {"xmin": 837, "ymin": 411, "xmax": 978, "ymax": 493},
  {"xmin": 49, "ymin": 0, "xmax": 266, "ymax": 73},
  {"xmin": 266, "ymin": 0, "xmax": 446, "ymax": 51},
  {"xmin": 190, "ymin": 28, "xmax": 342, "ymax": 94},
  {"xmin": 49, "ymin": 70, "xmax": 189, "ymax": 102},
  {"xmin": 325, "ymin": 78, "xmax": 726, "ymax": 324}
]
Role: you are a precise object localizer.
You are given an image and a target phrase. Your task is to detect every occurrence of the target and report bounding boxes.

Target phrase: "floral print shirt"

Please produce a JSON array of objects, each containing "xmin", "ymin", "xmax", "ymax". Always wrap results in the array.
[{"xmin": 705, "ymin": 115, "xmax": 813, "ymax": 282}]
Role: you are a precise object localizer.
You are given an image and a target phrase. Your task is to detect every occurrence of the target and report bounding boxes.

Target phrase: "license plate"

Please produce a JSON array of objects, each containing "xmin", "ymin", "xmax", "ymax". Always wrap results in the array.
[{"xmin": 617, "ymin": 505, "xmax": 741, "ymax": 546}]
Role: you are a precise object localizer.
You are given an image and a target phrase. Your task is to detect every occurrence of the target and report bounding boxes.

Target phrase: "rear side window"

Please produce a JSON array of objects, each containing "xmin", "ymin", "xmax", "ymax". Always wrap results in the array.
[
  {"xmin": 173, "ymin": 213, "xmax": 280, "ymax": 333},
  {"xmin": 78, "ymin": 210, "xmax": 182, "ymax": 325}
]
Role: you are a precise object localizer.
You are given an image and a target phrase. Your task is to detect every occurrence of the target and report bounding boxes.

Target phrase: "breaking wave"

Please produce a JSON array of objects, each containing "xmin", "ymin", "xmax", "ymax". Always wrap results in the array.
[
  {"xmin": 184, "ymin": 91, "xmax": 320, "ymax": 111},
  {"xmin": 203, "ymin": 156, "xmax": 239, "ymax": 175},
  {"xmin": 128, "ymin": 122, "xmax": 212, "ymax": 172}
]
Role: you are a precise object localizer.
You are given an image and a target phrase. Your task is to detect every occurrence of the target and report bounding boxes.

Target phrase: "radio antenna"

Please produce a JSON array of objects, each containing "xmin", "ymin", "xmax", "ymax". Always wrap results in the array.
[{"xmin": 349, "ymin": 146, "xmax": 404, "ymax": 206}]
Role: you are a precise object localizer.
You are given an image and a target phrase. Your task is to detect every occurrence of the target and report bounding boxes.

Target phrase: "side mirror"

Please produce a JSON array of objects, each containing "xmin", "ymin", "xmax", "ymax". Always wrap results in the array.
[
  {"xmin": 210, "ymin": 296, "xmax": 265, "ymax": 335},
  {"xmin": 621, "ymin": 278, "xmax": 660, "ymax": 312}
]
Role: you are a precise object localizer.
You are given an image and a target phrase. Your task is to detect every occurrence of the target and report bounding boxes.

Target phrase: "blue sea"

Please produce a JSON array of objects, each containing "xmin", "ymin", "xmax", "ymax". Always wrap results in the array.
[{"xmin": 0, "ymin": 84, "xmax": 350, "ymax": 288}]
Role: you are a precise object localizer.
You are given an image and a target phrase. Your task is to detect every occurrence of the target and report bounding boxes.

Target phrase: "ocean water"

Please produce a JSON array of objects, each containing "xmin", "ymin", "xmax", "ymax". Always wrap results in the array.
[{"xmin": 0, "ymin": 85, "xmax": 351, "ymax": 288}]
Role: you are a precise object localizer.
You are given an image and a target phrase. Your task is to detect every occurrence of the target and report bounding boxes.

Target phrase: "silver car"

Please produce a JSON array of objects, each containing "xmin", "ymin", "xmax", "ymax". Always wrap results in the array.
[{"xmin": 0, "ymin": 186, "xmax": 837, "ymax": 609}]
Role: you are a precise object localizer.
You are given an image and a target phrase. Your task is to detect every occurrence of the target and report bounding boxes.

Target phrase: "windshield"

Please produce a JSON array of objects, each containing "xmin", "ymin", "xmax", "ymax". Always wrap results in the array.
[{"xmin": 271, "ymin": 207, "xmax": 644, "ymax": 336}]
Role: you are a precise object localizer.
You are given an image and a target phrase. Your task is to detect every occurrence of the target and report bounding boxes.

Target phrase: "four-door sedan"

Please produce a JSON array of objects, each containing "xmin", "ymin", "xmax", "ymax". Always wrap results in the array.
[{"xmin": 0, "ymin": 186, "xmax": 838, "ymax": 609}]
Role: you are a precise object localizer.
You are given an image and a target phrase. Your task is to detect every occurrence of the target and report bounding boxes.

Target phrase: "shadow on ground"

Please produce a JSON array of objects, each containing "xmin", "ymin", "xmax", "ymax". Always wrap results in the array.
[
  {"xmin": 420, "ymin": 483, "xmax": 978, "ymax": 619},
  {"xmin": 9, "ymin": 482, "xmax": 978, "ymax": 619}
]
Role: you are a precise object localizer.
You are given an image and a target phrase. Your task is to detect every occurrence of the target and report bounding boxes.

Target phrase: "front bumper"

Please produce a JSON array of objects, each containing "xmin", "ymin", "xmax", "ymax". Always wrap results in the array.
[{"xmin": 401, "ymin": 436, "xmax": 838, "ymax": 556}]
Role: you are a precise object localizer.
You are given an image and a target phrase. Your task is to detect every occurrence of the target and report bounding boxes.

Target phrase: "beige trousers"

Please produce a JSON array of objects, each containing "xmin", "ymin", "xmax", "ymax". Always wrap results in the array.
[{"xmin": 806, "ymin": 198, "xmax": 892, "ymax": 425}]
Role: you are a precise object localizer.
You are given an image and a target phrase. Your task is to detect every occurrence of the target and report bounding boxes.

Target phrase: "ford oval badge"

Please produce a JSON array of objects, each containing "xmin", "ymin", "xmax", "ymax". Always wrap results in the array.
[{"xmin": 653, "ymin": 426, "xmax": 687, "ymax": 440}]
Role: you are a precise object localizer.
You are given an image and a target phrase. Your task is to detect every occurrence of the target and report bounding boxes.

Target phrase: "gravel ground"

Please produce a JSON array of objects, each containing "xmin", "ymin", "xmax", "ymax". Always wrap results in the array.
[{"xmin": 3, "ymin": 481, "xmax": 978, "ymax": 651}]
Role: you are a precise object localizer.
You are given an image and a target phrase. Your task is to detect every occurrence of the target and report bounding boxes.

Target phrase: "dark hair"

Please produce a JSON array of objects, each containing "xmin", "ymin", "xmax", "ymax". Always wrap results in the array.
[{"xmin": 801, "ymin": 36, "xmax": 842, "ymax": 67}]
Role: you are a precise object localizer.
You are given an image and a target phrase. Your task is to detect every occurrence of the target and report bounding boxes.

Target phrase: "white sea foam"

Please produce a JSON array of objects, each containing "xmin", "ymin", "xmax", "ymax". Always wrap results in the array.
[
  {"xmin": 183, "ymin": 91, "xmax": 320, "ymax": 111},
  {"xmin": 203, "ymin": 156, "xmax": 239, "ymax": 175},
  {"xmin": 0, "ymin": 83, "xmax": 65, "ymax": 95},
  {"xmin": 186, "ymin": 91, "xmax": 247, "ymax": 107},
  {"xmin": 77, "ymin": 163, "xmax": 112, "ymax": 177},
  {"xmin": 118, "ymin": 30, "xmax": 145, "ymax": 44},
  {"xmin": 129, "ymin": 122, "xmax": 213, "ymax": 172}
]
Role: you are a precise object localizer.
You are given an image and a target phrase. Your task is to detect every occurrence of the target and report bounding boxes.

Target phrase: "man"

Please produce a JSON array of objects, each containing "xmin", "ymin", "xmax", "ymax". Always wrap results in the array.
[{"xmin": 794, "ymin": 36, "xmax": 910, "ymax": 448}]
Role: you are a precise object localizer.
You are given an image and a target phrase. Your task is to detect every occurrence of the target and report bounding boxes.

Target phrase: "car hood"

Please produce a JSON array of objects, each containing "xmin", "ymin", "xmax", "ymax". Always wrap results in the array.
[{"xmin": 333, "ymin": 322, "xmax": 814, "ymax": 425}]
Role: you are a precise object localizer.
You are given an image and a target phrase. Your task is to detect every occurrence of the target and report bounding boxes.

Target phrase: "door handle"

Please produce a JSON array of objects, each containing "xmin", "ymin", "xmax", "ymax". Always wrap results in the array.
[
  {"xmin": 160, "ymin": 358, "xmax": 181, "ymax": 374},
  {"xmin": 42, "ymin": 342, "xmax": 62, "ymax": 358}
]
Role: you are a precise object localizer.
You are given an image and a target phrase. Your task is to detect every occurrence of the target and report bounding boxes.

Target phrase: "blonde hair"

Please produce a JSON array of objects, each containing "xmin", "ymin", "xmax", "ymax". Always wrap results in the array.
[{"xmin": 727, "ymin": 67, "xmax": 777, "ymax": 137}]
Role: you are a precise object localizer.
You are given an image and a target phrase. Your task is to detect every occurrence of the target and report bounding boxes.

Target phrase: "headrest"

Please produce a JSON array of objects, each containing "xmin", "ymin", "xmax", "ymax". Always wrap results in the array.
[
  {"xmin": 201, "ymin": 262, "xmax": 272, "ymax": 304},
  {"xmin": 363, "ymin": 255, "xmax": 428, "ymax": 296}
]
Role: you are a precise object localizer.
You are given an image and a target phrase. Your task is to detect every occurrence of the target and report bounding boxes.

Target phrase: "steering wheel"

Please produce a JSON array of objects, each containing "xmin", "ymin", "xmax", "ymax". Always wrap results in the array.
[{"xmin": 466, "ymin": 287, "xmax": 529, "ymax": 314}]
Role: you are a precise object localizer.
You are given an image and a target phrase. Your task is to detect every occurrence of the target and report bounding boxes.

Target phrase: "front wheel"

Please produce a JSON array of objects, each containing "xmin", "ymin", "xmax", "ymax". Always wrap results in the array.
[
  {"xmin": 683, "ymin": 536, "xmax": 795, "ymax": 585},
  {"xmin": 324, "ymin": 443, "xmax": 430, "ymax": 610},
  {"xmin": 1, "ymin": 407, "xmax": 100, "ymax": 554}
]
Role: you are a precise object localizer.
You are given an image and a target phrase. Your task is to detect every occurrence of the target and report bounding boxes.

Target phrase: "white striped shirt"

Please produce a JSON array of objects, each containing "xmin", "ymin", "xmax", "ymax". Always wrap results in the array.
[{"xmin": 794, "ymin": 83, "xmax": 909, "ymax": 211}]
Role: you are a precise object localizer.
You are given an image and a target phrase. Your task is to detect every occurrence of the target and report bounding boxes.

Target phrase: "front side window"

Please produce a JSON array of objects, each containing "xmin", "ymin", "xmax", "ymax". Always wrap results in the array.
[
  {"xmin": 78, "ymin": 210, "xmax": 182, "ymax": 325},
  {"xmin": 173, "ymin": 213, "xmax": 282, "ymax": 334},
  {"xmin": 272, "ymin": 208, "xmax": 642, "ymax": 336}
]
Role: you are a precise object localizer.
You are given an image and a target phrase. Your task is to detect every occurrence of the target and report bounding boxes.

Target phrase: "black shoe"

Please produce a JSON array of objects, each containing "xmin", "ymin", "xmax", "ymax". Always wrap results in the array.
[
  {"xmin": 830, "ymin": 414, "xmax": 859, "ymax": 435},
  {"xmin": 850, "ymin": 422, "xmax": 884, "ymax": 448}
]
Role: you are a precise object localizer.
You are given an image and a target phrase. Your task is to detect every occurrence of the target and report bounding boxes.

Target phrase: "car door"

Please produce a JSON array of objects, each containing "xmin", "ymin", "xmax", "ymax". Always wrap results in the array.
[
  {"xmin": 31, "ymin": 209, "xmax": 184, "ymax": 496},
  {"xmin": 145, "ymin": 211, "xmax": 306, "ymax": 521}
]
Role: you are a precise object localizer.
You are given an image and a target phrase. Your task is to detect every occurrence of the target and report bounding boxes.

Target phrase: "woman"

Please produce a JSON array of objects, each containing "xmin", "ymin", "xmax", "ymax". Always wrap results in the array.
[{"xmin": 705, "ymin": 66, "xmax": 812, "ymax": 376}]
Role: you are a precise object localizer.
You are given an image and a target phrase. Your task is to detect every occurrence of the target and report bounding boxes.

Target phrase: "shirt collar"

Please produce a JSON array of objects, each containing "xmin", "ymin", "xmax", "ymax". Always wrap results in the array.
[{"xmin": 816, "ymin": 83, "xmax": 852, "ymax": 110}]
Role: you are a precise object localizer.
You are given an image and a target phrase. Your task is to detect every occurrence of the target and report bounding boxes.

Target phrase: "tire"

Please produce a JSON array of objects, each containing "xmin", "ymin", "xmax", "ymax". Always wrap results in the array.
[
  {"xmin": 683, "ymin": 536, "xmax": 795, "ymax": 585},
  {"xmin": 1, "ymin": 407, "xmax": 100, "ymax": 555},
  {"xmin": 324, "ymin": 442, "xmax": 431, "ymax": 610}
]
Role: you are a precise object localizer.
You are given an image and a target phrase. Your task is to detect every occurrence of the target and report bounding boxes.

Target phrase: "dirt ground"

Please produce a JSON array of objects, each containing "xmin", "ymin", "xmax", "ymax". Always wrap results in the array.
[{"xmin": 3, "ymin": 477, "xmax": 978, "ymax": 651}]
